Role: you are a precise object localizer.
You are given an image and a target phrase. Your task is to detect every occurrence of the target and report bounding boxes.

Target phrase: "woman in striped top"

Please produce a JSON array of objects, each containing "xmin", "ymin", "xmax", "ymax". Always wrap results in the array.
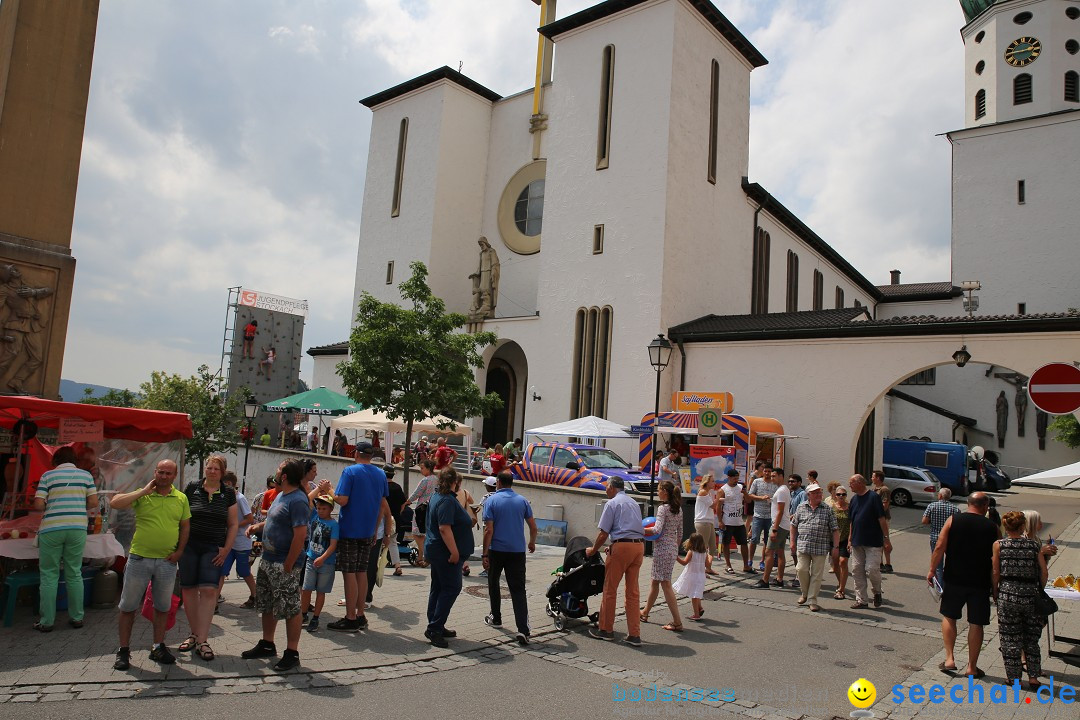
[
  {"xmin": 178, "ymin": 455, "xmax": 237, "ymax": 661},
  {"xmin": 33, "ymin": 446, "xmax": 97, "ymax": 632}
]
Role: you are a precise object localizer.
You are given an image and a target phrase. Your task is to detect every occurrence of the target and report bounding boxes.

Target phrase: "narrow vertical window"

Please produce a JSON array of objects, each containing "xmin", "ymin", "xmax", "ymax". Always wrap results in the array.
[
  {"xmin": 570, "ymin": 309, "xmax": 586, "ymax": 417},
  {"xmin": 385, "ymin": 261, "xmax": 394, "ymax": 285},
  {"xmin": 1066, "ymin": 71, "xmax": 1079, "ymax": 102},
  {"xmin": 592, "ymin": 307, "xmax": 613, "ymax": 416},
  {"xmin": 592, "ymin": 224, "xmax": 605, "ymax": 254},
  {"xmin": 1018, "ymin": 179, "xmax": 1026, "ymax": 204},
  {"xmin": 975, "ymin": 89, "xmax": 987, "ymax": 119},
  {"xmin": 1018, "ymin": 302, "xmax": 1027, "ymax": 315},
  {"xmin": 835, "ymin": 286, "xmax": 845, "ymax": 309},
  {"xmin": 391, "ymin": 118, "xmax": 408, "ymax": 217},
  {"xmin": 751, "ymin": 227, "xmax": 770, "ymax": 314},
  {"xmin": 707, "ymin": 60, "xmax": 719, "ymax": 184},
  {"xmin": 597, "ymin": 45, "xmax": 615, "ymax": 170},
  {"xmin": 785, "ymin": 250, "xmax": 799, "ymax": 313},
  {"xmin": 813, "ymin": 270, "xmax": 824, "ymax": 311},
  {"xmin": 1014, "ymin": 73, "xmax": 1033, "ymax": 105}
]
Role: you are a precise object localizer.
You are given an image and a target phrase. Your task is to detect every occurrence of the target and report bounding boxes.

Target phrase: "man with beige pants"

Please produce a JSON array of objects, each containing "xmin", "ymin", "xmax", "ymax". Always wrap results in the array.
[
  {"xmin": 790, "ymin": 483, "xmax": 839, "ymax": 612},
  {"xmin": 586, "ymin": 478, "xmax": 645, "ymax": 647}
]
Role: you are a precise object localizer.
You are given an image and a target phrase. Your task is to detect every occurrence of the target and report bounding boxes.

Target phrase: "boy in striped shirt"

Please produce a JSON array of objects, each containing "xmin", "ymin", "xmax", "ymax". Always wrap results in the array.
[{"xmin": 33, "ymin": 446, "xmax": 97, "ymax": 631}]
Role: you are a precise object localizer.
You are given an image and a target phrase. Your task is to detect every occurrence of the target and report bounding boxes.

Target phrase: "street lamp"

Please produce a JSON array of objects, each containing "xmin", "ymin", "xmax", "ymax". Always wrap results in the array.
[
  {"xmin": 242, "ymin": 399, "xmax": 259, "ymax": 495},
  {"xmin": 646, "ymin": 334, "xmax": 673, "ymax": 522}
]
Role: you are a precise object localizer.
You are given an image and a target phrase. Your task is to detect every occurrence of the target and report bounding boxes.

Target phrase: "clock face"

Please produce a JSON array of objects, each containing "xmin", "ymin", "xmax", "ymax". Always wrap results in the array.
[{"xmin": 1005, "ymin": 37, "xmax": 1042, "ymax": 67}]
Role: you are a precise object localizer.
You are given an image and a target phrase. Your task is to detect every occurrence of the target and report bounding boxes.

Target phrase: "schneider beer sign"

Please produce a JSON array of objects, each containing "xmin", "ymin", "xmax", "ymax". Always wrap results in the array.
[
  {"xmin": 239, "ymin": 289, "xmax": 309, "ymax": 318},
  {"xmin": 671, "ymin": 391, "xmax": 733, "ymax": 413}
]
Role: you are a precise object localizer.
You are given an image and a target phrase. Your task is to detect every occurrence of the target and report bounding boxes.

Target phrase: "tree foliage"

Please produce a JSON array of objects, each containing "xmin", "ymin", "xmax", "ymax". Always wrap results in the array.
[
  {"xmin": 80, "ymin": 387, "xmax": 140, "ymax": 407},
  {"xmin": 138, "ymin": 365, "xmax": 245, "ymax": 472},
  {"xmin": 337, "ymin": 261, "xmax": 502, "ymax": 490},
  {"xmin": 1049, "ymin": 413, "xmax": 1080, "ymax": 449}
]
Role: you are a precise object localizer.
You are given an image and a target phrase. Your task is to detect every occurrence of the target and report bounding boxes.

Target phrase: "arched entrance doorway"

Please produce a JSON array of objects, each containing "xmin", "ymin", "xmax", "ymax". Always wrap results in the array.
[{"xmin": 482, "ymin": 341, "xmax": 528, "ymax": 448}]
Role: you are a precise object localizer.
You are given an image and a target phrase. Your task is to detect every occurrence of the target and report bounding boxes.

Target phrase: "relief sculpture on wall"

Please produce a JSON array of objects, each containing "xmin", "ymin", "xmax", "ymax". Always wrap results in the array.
[{"xmin": 0, "ymin": 263, "xmax": 54, "ymax": 394}]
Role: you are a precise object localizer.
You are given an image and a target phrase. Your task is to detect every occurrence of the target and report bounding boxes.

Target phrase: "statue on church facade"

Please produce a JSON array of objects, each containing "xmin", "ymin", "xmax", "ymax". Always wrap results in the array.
[
  {"xmin": 469, "ymin": 237, "xmax": 500, "ymax": 320},
  {"xmin": 995, "ymin": 390, "xmax": 1008, "ymax": 449},
  {"xmin": 1014, "ymin": 378, "xmax": 1028, "ymax": 437}
]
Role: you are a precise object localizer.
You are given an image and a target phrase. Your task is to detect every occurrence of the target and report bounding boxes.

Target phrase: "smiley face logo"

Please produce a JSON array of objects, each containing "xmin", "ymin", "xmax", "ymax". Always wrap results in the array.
[{"xmin": 847, "ymin": 678, "xmax": 876, "ymax": 709}]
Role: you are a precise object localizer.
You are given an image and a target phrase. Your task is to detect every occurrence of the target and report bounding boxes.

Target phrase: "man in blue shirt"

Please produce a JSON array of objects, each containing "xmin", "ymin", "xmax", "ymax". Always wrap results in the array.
[
  {"xmin": 241, "ymin": 459, "xmax": 311, "ymax": 671},
  {"xmin": 328, "ymin": 442, "xmax": 390, "ymax": 632},
  {"xmin": 481, "ymin": 471, "xmax": 538, "ymax": 645},
  {"xmin": 586, "ymin": 478, "xmax": 645, "ymax": 646}
]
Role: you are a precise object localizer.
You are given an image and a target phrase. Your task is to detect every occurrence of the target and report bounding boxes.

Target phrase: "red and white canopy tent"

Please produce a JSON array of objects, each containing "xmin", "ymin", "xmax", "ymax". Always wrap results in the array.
[{"xmin": 0, "ymin": 396, "xmax": 192, "ymax": 528}]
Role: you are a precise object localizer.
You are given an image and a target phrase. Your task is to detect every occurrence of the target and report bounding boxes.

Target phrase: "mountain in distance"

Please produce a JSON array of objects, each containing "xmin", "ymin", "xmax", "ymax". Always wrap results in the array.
[{"xmin": 59, "ymin": 379, "xmax": 123, "ymax": 402}]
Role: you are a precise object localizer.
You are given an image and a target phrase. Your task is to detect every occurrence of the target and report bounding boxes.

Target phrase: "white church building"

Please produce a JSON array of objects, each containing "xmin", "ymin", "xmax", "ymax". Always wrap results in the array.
[{"xmin": 312, "ymin": 0, "xmax": 1080, "ymax": 482}]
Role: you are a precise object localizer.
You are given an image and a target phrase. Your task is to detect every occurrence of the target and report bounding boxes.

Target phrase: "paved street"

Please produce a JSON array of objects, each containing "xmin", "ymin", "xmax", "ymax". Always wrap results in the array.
[{"xmin": 1, "ymin": 485, "xmax": 1078, "ymax": 719}]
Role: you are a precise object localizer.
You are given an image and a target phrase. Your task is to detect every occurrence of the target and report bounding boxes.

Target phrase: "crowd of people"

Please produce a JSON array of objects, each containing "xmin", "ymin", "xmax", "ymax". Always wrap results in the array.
[{"xmin": 26, "ymin": 444, "xmax": 1063, "ymax": 685}]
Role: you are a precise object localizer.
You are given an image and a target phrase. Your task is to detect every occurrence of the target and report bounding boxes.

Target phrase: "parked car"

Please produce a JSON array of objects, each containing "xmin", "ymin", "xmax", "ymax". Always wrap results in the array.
[
  {"xmin": 881, "ymin": 463, "xmax": 941, "ymax": 507},
  {"xmin": 883, "ymin": 438, "xmax": 969, "ymax": 496},
  {"xmin": 510, "ymin": 442, "xmax": 652, "ymax": 492}
]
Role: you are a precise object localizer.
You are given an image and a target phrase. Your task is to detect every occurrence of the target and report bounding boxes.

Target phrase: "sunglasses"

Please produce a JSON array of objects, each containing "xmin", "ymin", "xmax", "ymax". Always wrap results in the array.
[{"xmin": 836, "ymin": 492, "xmax": 847, "ymax": 497}]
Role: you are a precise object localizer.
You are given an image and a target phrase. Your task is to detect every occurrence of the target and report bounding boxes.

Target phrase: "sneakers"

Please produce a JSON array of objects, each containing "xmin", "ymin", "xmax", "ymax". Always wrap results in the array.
[
  {"xmin": 515, "ymin": 631, "xmax": 530, "ymax": 646},
  {"xmin": 327, "ymin": 617, "xmax": 362, "ymax": 633},
  {"xmin": 478, "ymin": 570, "xmax": 489, "ymax": 577},
  {"xmin": 873, "ymin": 593, "xmax": 883, "ymax": 608},
  {"xmin": 758, "ymin": 561, "xmax": 765, "ymax": 571},
  {"xmin": 588, "ymin": 628, "xmax": 615, "ymax": 641},
  {"xmin": 356, "ymin": 614, "xmax": 369, "ymax": 630},
  {"xmin": 273, "ymin": 650, "xmax": 300, "ymax": 672},
  {"xmin": 307, "ymin": 615, "xmax": 320, "ymax": 633},
  {"xmin": 241, "ymin": 596, "xmax": 256, "ymax": 609},
  {"xmin": 427, "ymin": 631, "xmax": 449, "ymax": 648},
  {"xmin": 302, "ymin": 611, "xmax": 309, "ymax": 624},
  {"xmin": 772, "ymin": 579, "xmax": 786, "ymax": 588},
  {"xmin": 484, "ymin": 613, "xmax": 502, "ymax": 627},
  {"xmin": 113, "ymin": 647, "xmax": 131, "ymax": 671},
  {"xmin": 149, "ymin": 643, "xmax": 176, "ymax": 665},
  {"xmin": 241, "ymin": 639, "xmax": 278, "ymax": 659},
  {"xmin": 217, "ymin": 595, "xmax": 225, "ymax": 604},
  {"xmin": 625, "ymin": 635, "xmax": 642, "ymax": 647},
  {"xmin": 881, "ymin": 564, "xmax": 894, "ymax": 574},
  {"xmin": 754, "ymin": 580, "xmax": 770, "ymax": 588}
]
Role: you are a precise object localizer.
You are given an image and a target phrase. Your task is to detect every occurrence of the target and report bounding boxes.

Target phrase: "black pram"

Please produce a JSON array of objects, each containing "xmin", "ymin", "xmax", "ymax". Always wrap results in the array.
[{"xmin": 545, "ymin": 536, "xmax": 605, "ymax": 630}]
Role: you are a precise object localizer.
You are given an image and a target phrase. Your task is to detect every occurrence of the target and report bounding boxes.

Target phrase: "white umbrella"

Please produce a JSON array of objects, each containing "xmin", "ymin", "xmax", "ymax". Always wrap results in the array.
[
  {"xmin": 1013, "ymin": 460, "xmax": 1080, "ymax": 489},
  {"xmin": 525, "ymin": 415, "xmax": 632, "ymax": 440}
]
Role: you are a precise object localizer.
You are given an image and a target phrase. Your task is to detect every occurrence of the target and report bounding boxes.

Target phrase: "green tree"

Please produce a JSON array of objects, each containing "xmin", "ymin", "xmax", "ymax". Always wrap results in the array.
[
  {"xmin": 1049, "ymin": 414, "xmax": 1080, "ymax": 449},
  {"xmin": 337, "ymin": 261, "xmax": 502, "ymax": 491},
  {"xmin": 139, "ymin": 364, "xmax": 244, "ymax": 474},
  {"xmin": 79, "ymin": 387, "xmax": 140, "ymax": 407}
]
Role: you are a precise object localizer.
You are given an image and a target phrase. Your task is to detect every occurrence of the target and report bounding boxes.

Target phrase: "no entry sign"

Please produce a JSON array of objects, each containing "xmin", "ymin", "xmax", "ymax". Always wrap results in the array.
[{"xmin": 1027, "ymin": 362, "xmax": 1080, "ymax": 414}]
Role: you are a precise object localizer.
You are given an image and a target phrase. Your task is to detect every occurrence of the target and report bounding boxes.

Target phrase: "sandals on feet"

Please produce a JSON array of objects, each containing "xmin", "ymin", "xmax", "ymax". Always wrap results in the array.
[
  {"xmin": 393, "ymin": 568, "xmax": 403, "ymax": 576},
  {"xmin": 639, "ymin": 611, "xmax": 650, "ymax": 623},
  {"xmin": 662, "ymin": 623, "xmax": 683, "ymax": 632},
  {"xmin": 833, "ymin": 589, "xmax": 846, "ymax": 600},
  {"xmin": 178, "ymin": 635, "xmax": 198, "ymax": 652},
  {"xmin": 196, "ymin": 642, "xmax": 215, "ymax": 661}
]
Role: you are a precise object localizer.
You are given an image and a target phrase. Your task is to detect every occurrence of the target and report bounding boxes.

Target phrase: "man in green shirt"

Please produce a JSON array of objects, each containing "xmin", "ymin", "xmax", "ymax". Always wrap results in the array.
[{"xmin": 108, "ymin": 459, "xmax": 191, "ymax": 670}]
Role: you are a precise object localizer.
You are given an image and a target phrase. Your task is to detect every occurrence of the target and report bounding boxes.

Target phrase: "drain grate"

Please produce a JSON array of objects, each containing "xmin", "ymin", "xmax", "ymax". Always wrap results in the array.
[{"xmin": 464, "ymin": 585, "xmax": 511, "ymax": 600}]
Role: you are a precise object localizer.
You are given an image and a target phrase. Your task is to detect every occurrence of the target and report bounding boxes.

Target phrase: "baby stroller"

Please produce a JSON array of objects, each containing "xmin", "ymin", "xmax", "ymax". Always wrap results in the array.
[
  {"xmin": 545, "ymin": 536, "xmax": 605, "ymax": 631},
  {"xmin": 395, "ymin": 506, "xmax": 420, "ymax": 566}
]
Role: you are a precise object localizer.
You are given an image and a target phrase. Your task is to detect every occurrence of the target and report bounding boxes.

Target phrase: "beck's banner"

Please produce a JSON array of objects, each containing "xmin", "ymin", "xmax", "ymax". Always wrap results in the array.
[{"xmin": 239, "ymin": 289, "xmax": 309, "ymax": 318}]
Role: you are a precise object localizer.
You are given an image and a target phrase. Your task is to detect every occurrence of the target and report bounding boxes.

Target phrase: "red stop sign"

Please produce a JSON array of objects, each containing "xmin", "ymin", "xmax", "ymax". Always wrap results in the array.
[{"xmin": 1028, "ymin": 362, "xmax": 1080, "ymax": 414}]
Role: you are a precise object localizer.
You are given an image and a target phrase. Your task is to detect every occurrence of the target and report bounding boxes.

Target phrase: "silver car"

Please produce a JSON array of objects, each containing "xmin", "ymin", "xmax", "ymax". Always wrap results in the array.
[{"xmin": 882, "ymin": 463, "xmax": 941, "ymax": 507}]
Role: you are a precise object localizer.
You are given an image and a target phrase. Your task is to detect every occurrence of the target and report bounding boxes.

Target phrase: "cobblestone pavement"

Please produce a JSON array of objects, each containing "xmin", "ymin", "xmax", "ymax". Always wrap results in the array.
[{"xmin": 2, "ymin": 498, "xmax": 1079, "ymax": 720}]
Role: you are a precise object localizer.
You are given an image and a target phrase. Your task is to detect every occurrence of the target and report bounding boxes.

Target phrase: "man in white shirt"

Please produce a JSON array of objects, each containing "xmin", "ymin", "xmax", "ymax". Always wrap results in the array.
[
  {"xmin": 658, "ymin": 449, "xmax": 680, "ymax": 484},
  {"xmin": 716, "ymin": 469, "xmax": 751, "ymax": 573},
  {"xmin": 756, "ymin": 472, "xmax": 791, "ymax": 588}
]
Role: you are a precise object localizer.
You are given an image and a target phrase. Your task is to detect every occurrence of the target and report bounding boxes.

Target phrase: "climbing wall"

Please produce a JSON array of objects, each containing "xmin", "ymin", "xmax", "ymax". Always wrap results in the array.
[{"xmin": 226, "ymin": 305, "xmax": 304, "ymax": 414}]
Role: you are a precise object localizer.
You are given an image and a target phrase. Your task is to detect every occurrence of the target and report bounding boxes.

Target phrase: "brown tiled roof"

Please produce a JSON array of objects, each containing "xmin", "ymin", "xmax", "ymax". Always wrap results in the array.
[
  {"xmin": 877, "ymin": 282, "xmax": 962, "ymax": 302},
  {"xmin": 669, "ymin": 310, "xmax": 1080, "ymax": 343},
  {"xmin": 307, "ymin": 341, "xmax": 348, "ymax": 357}
]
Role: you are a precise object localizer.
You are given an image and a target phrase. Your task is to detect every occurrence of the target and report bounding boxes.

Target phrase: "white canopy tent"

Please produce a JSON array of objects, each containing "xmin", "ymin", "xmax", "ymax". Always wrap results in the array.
[
  {"xmin": 330, "ymin": 408, "xmax": 460, "ymax": 435},
  {"xmin": 1013, "ymin": 461, "xmax": 1080, "ymax": 489},
  {"xmin": 525, "ymin": 415, "xmax": 633, "ymax": 441}
]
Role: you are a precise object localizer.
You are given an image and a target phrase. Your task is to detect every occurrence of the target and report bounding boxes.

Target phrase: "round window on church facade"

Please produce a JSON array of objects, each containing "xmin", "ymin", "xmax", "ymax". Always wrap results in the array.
[
  {"xmin": 975, "ymin": 31, "xmax": 985, "ymax": 43},
  {"xmin": 1069, "ymin": 7, "xmax": 1080, "ymax": 20},
  {"xmin": 976, "ymin": 60, "xmax": 986, "ymax": 74},
  {"xmin": 1014, "ymin": 12, "xmax": 1033, "ymax": 25},
  {"xmin": 1067, "ymin": 39, "xmax": 1079, "ymax": 55},
  {"xmin": 496, "ymin": 160, "xmax": 546, "ymax": 255},
  {"xmin": 514, "ymin": 180, "xmax": 545, "ymax": 237}
]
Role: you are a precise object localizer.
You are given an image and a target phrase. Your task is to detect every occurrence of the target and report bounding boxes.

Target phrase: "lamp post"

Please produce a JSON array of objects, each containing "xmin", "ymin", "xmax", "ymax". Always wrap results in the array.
[
  {"xmin": 646, "ymin": 334, "xmax": 673, "ymax": 522},
  {"xmin": 242, "ymin": 399, "xmax": 259, "ymax": 495}
]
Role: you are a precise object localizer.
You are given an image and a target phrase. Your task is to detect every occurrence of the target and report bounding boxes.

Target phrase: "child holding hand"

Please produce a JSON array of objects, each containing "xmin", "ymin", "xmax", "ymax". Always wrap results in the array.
[{"xmin": 673, "ymin": 532, "xmax": 711, "ymax": 621}]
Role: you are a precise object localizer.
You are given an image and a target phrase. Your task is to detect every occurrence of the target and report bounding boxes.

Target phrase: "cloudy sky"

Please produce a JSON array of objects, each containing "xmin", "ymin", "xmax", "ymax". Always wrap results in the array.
[{"xmin": 64, "ymin": 0, "xmax": 965, "ymax": 391}]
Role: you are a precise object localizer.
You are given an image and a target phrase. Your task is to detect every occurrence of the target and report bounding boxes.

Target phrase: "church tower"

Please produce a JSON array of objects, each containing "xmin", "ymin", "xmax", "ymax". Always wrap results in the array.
[
  {"xmin": 961, "ymin": 0, "xmax": 1080, "ymax": 125},
  {"xmin": 950, "ymin": 0, "xmax": 1080, "ymax": 315}
]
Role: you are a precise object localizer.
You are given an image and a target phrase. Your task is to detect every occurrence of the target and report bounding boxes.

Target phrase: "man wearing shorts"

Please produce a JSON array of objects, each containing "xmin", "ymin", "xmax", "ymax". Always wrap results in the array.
[
  {"xmin": 109, "ymin": 459, "xmax": 190, "ymax": 670},
  {"xmin": 241, "ymin": 459, "xmax": 311, "ymax": 671},
  {"xmin": 717, "ymin": 469, "xmax": 751, "ymax": 573},
  {"xmin": 757, "ymin": 473, "xmax": 791, "ymax": 588},
  {"xmin": 746, "ymin": 466, "xmax": 778, "ymax": 570},
  {"xmin": 928, "ymin": 492, "xmax": 997, "ymax": 678},
  {"xmin": 328, "ymin": 442, "xmax": 390, "ymax": 632}
]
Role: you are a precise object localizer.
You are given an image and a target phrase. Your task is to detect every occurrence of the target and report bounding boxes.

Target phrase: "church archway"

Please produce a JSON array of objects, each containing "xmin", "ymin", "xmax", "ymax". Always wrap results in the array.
[{"xmin": 481, "ymin": 340, "xmax": 528, "ymax": 448}]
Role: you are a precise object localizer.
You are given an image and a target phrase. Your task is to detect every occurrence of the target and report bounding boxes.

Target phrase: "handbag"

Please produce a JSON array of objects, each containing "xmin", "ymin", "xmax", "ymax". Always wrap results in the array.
[
  {"xmin": 1035, "ymin": 588, "xmax": 1058, "ymax": 616},
  {"xmin": 141, "ymin": 585, "xmax": 181, "ymax": 631},
  {"xmin": 375, "ymin": 544, "xmax": 388, "ymax": 587}
]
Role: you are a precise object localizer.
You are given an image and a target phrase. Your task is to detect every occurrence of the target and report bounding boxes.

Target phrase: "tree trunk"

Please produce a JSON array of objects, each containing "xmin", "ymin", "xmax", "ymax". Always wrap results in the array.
[{"xmin": 402, "ymin": 418, "xmax": 414, "ymax": 494}]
